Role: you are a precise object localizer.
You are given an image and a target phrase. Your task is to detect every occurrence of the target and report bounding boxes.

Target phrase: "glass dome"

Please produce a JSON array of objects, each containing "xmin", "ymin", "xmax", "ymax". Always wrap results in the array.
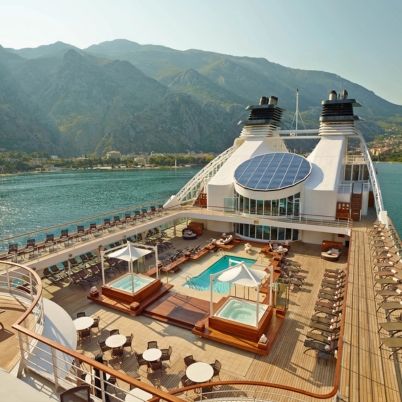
[{"xmin": 234, "ymin": 153, "xmax": 311, "ymax": 191}]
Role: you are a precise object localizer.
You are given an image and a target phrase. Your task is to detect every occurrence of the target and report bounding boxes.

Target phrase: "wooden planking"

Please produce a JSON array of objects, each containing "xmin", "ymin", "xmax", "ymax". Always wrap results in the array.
[{"xmin": 4, "ymin": 215, "xmax": 402, "ymax": 400}]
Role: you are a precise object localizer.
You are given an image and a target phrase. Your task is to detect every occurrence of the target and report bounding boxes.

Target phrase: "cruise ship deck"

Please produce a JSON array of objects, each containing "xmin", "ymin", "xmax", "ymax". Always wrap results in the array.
[{"xmin": 2, "ymin": 211, "xmax": 401, "ymax": 401}]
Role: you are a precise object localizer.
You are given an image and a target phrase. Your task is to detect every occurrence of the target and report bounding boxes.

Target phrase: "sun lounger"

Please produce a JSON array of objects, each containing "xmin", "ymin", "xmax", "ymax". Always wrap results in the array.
[
  {"xmin": 311, "ymin": 314, "xmax": 341, "ymax": 325},
  {"xmin": 377, "ymin": 301, "xmax": 402, "ymax": 318},
  {"xmin": 303, "ymin": 339, "xmax": 339, "ymax": 354},
  {"xmin": 374, "ymin": 277, "xmax": 401, "ymax": 289},
  {"xmin": 309, "ymin": 320, "xmax": 341, "ymax": 333},
  {"xmin": 314, "ymin": 305, "xmax": 342, "ymax": 316},
  {"xmin": 379, "ymin": 336, "xmax": 402, "ymax": 358},
  {"xmin": 378, "ymin": 322, "xmax": 402, "ymax": 337}
]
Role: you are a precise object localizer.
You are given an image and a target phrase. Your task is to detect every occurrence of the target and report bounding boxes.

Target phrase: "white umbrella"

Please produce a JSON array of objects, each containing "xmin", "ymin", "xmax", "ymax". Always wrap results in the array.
[{"xmin": 107, "ymin": 241, "xmax": 152, "ymax": 295}]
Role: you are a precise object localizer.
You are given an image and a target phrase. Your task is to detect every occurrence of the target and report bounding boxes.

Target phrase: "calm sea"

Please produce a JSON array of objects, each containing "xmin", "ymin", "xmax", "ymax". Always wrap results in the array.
[
  {"xmin": 0, "ymin": 167, "xmax": 201, "ymax": 239},
  {"xmin": 0, "ymin": 163, "xmax": 400, "ymax": 239}
]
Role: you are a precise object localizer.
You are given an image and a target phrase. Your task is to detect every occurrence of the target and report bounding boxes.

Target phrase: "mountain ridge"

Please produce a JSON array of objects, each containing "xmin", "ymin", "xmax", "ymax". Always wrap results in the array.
[{"xmin": 0, "ymin": 39, "xmax": 400, "ymax": 156}]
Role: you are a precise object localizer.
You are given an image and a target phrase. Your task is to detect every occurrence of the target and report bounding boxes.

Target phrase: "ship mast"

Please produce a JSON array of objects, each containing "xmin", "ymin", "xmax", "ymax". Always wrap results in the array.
[{"xmin": 291, "ymin": 89, "xmax": 306, "ymax": 134}]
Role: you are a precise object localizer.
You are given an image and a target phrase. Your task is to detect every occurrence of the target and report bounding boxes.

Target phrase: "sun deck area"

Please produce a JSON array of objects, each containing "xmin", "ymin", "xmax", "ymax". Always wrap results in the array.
[{"xmin": 2, "ymin": 211, "xmax": 401, "ymax": 401}]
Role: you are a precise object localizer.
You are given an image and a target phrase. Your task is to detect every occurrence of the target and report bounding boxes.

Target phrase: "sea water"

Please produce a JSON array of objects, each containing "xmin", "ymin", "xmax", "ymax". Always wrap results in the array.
[
  {"xmin": 0, "ymin": 163, "xmax": 401, "ymax": 239},
  {"xmin": 0, "ymin": 168, "xmax": 201, "ymax": 239}
]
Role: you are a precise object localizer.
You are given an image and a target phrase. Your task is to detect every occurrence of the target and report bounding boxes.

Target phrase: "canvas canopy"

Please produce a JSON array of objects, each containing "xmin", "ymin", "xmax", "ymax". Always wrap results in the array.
[
  {"xmin": 108, "ymin": 241, "xmax": 152, "ymax": 261},
  {"xmin": 217, "ymin": 263, "xmax": 266, "ymax": 287}
]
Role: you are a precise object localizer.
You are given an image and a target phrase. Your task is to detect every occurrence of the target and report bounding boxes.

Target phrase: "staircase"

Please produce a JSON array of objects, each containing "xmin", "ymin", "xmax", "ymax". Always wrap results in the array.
[{"xmin": 351, "ymin": 184, "xmax": 362, "ymax": 221}]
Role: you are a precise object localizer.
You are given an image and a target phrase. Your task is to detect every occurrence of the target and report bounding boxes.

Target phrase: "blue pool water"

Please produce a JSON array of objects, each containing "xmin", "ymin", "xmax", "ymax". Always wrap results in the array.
[
  {"xmin": 216, "ymin": 297, "xmax": 268, "ymax": 326},
  {"xmin": 110, "ymin": 274, "xmax": 154, "ymax": 293},
  {"xmin": 183, "ymin": 255, "xmax": 256, "ymax": 293}
]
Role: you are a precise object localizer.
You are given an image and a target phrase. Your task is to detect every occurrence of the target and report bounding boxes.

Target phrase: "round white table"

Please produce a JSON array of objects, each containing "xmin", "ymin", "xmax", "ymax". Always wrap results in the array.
[
  {"xmin": 106, "ymin": 334, "xmax": 126, "ymax": 348},
  {"xmin": 143, "ymin": 348, "xmax": 162, "ymax": 362},
  {"xmin": 186, "ymin": 362, "xmax": 214, "ymax": 383},
  {"xmin": 125, "ymin": 387, "xmax": 153, "ymax": 402},
  {"xmin": 73, "ymin": 317, "xmax": 94, "ymax": 331}
]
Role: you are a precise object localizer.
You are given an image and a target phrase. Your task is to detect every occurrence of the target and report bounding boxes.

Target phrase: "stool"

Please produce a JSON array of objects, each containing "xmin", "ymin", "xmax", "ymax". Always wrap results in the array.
[{"xmin": 317, "ymin": 351, "xmax": 329, "ymax": 365}]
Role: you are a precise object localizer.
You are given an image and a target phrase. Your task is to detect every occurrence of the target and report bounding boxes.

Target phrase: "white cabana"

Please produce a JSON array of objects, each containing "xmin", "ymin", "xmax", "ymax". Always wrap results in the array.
[
  {"xmin": 101, "ymin": 241, "xmax": 157, "ymax": 295},
  {"xmin": 209, "ymin": 262, "xmax": 272, "ymax": 328}
]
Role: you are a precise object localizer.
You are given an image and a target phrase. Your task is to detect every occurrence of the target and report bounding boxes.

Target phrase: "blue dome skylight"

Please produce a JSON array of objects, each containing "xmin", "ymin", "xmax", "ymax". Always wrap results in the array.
[{"xmin": 234, "ymin": 153, "xmax": 311, "ymax": 191}]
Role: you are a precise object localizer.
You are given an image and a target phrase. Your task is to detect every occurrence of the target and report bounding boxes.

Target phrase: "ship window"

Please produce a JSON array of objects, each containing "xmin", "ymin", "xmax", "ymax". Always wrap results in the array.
[{"xmin": 352, "ymin": 165, "xmax": 359, "ymax": 181}]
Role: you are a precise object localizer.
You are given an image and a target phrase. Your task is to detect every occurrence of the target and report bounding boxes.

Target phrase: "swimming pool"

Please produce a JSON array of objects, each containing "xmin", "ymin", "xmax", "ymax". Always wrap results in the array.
[
  {"xmin": 183, "ymin": 255, "xmax": 256, "ymax": 293},
  {"xmin": 215, "ymin": 297, "xmax": 268, "ymax": 326},
  {"xmin": 109, "ymin": 274, "xmax": 154, "ymax": 293}
]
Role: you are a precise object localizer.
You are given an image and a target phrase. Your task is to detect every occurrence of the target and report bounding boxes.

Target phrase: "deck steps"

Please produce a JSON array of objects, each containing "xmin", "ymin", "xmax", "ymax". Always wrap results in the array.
[{"xmin": 142, "ymin": 291, "xmax": 212, "ymax": 331}]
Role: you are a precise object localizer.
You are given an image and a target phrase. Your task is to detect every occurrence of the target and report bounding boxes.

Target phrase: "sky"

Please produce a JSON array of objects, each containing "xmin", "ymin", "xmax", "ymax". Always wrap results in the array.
[{"xmin": 1, "ymin": 0, "xmax": 401, "ymax": 105}]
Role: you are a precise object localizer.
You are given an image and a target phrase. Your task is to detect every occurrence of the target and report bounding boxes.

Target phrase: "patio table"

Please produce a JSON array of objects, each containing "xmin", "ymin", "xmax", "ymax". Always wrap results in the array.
[
  {"xmin": 106, "ymin": 334, "xmax": 126, "ymax": 349},
  {"xmin": 73, "ymin": 317, "xmax": 94, "ymax": 331},
  {"xmin": 143, "ymin": 348, "xmax": 162, "ymax": 362},
  {"xmin": 186, "ymin": 362, "xmax": 214, "ymax": 383}
]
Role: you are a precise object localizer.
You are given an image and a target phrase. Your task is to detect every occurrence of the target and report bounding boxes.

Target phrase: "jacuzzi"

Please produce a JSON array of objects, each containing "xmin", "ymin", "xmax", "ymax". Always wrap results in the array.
[
  {"xmin": 215, "ymin": 297, "xmax": 269, "ymax": 327},
  {"xmin": 109, "ymin": 274, "xmax": 153, "ymax": 293},
  {"xmin": 209, "ymin": 296, "xmax": 272, "ymax": 342},
  {"xmin": 101, "ymin": 273, "xmax": 160, "ymax": 304}
]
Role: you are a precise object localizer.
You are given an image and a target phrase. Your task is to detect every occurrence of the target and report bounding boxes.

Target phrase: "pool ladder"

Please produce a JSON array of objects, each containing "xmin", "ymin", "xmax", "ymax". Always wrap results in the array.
[
  {"xmin": 186, "ymin": 275, "xmax": 199, "ymax": 290},
  {"xmin": 217, "ymin": 249, "xmax": 226, "ymax": 256}
]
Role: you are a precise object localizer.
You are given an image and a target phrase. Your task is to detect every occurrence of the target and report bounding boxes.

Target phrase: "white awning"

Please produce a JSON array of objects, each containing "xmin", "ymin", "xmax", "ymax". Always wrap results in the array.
[
  {"xmin": 107, "ymin": 241, "xmax": 151, "ymax": 262},
  {"xmin": 217, "ymin": 263, "xmax": 267, "ymax": 287}
]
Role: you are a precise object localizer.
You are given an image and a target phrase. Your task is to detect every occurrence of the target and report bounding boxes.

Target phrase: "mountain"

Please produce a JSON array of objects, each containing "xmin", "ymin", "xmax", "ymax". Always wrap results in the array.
[{"xmin": 0, "ymin": 40, "xmax": 401, "ymax": 156}]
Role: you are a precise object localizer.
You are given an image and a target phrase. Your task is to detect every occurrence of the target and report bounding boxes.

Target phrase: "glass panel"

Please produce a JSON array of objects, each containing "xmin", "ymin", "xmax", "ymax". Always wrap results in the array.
[
  {"xmin": 250, "ymin": 199, "xmax": 256, "ymax": 214},
  {"xmin": 292, "ymin": 229, "xmax": 299, "ymax": 240},
  {"xmin": 243, "ymin": 224, "xmax": 249, "ymax": 237},
  {"xmin": 257, "ymin": 200, "xmax": 264, "ymax": 215},
  {"xmin": 278, "ymin": 227, "xmax": 285, "ymax": 240},
  {"xmin": 294, "ymin": 200, "xmax": 300, "ymax": 216},
  {"xmin": 344, "ymin": 165, "xmax": 351, "ymax": 181},
  {"xmin": 285, "ymin": 228, "xmax": 292, "ymax": 240},
  {"xmin": 256, "ymin": 226, "xmax": 263, "ymax": 240},
  {"xmin": 271, "ymin": 226, "xmax": 278, "ymax": 240},
  {"xmin": 363, "ymin": 165, "xmax": 369, "ymax": 180},
  {"xmin": 263, "ymin": 226, "xmax": 270, "ymax": 240},
  {"xmin": 352, "ymin": 165, "xmax": 359, "ymax": 181},
  {"xmin": 224, "ymin": 197, "xmax": 237, "ymax": 212},
  {"xmin": 279, "ymin": 198, "xmax": 287, "ymax": 216},
  {"xmin": 264, "ymin": 200, "xmax": 271, "ymax": 216},
  {"xmin": 250, "ymin": 225, "xmax": 256, "ymax": 238},
  {"xmin": 272, "ymin": 200, "xmax": 279, "ymax": 216},
  {"xmin": 244, "ymin": 197, "xmax": 250, "ymax": 214}
]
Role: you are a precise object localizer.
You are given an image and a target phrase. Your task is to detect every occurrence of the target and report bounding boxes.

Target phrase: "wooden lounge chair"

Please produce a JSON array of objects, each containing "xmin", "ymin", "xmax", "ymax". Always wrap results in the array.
[
  {"xmin": 377, "ymin": 301, "xmax": 402, "ymax": 318},
  {"xmin": 70, "ymin": 273, "xmax": 91, "ymax": 290},
  {"xmin": 311, "ymin": 314, "xmax": 341, "ymax": 325},
  {"xmin": 379, "ymin": 336, "xmax": 402, "ymax": 358},
  {"xmin": 306, "ymin": 331, "xmax": 337, "ymax": 344},
  {"xmin": 375, "ymin": 288, "xmax": 402, "ymax": 301},
  {"xmin": 303, "ymin": 339, "xmax": 339, "ymax": 354},
  {"xmin": 378, "ymin": 322, "xmax": 402, "ymax": 337},
  {"xmin": 314, "ymin": 305, "xmax": 342, "ymax": 316},
  {"xmin": 309, "ymin": 320, "xmax": 341, "ymax": 333}
]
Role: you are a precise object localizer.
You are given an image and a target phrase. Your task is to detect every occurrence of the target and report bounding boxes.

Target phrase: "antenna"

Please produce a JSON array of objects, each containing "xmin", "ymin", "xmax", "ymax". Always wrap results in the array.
[{"xmin": 290, "ymin": 88, "xmax": 306, "ymax": 134}]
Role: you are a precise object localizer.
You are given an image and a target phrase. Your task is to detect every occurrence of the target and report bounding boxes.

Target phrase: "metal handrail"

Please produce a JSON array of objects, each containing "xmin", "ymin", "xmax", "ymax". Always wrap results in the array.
[
  {"xmin": 357, "ymin": 130, "xmax": 385, "ymax": 221},
  {"xmin": 174, "ymin": 146, "xmax": 235, "ymax": 203}
]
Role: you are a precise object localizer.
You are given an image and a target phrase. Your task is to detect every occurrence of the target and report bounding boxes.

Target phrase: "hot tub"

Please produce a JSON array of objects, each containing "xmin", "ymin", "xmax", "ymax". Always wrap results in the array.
[
  {"xmin": 209, "ymin": 296, "xmax": 273, "ymax": 341},
  {"xmin": 215, "ymin": 297, "xmax": 268, "ymax": 326},
  {"xmin": 109, "ymin": 274, "xmax": 153, "ymax": 293}
]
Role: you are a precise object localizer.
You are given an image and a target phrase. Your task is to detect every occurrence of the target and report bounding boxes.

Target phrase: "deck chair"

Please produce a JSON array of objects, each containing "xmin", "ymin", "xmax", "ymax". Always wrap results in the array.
[
  {"xmin": 306, "ymin": 331, "xmax": 337, "ymax": 344},
  {"xmin": 378, "ymin": 322, "xmax": 402, "ymax": 337},
  {"xmin": 375, "ymin": 288, "xmax": 402, "ymax": 301},
  {"xmin": 309, "ymin": 320, "xmax": 341, "ymax": 333},
  {"xmin": 311, "ymin": 314, "xmax": 341, "ymax": 325},
  {"xmin": 377, "ymin": 301, "xmax": 402, "ymax": 318},
  {"xmin": 379, "ymin": 336, "xmax": 402, "ymax": 358},
  {"xmin": 314, "ymin": 305, "xmax": 342, "ymax": 316},
  {"xmin": 303, "ymin": 339, "xmax": 339, "ymax": 354}
]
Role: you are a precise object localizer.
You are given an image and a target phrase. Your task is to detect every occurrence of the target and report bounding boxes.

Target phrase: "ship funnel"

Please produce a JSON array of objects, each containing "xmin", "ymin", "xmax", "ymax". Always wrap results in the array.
[
  {"xmin": 259, "ymin": 96, "xmax": 268, "ymax": 105},
  {"xmin": 268, "ymin": 96, "xmax": 278, "ymax": 106},
  {"xmin": 342, "ymin": 90, "xmax": 348, "ymax": 99},
  {"xmin": 329, "ymin": 90, "xmax": 337, "ymax": 101}
]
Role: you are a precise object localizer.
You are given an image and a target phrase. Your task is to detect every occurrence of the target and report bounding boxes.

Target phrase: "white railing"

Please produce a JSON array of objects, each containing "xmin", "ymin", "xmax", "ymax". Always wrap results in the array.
[
  {"xmin": 356, "ymin": 130, "xmax": 386, "ymax": 221},
  {"xmin": 173, "ymin": 146, "xmax": 236, "ymax": 204},
  {"xmin": 338, "ymin": 184, "xmax": 352, "ymax": 194}
]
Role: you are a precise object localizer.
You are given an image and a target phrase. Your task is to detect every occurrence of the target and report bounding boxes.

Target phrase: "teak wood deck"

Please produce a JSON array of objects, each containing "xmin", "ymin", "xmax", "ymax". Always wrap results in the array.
[{"xmin": 2, "ymin": 214, "xmax": 402, "ymax": 401}]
